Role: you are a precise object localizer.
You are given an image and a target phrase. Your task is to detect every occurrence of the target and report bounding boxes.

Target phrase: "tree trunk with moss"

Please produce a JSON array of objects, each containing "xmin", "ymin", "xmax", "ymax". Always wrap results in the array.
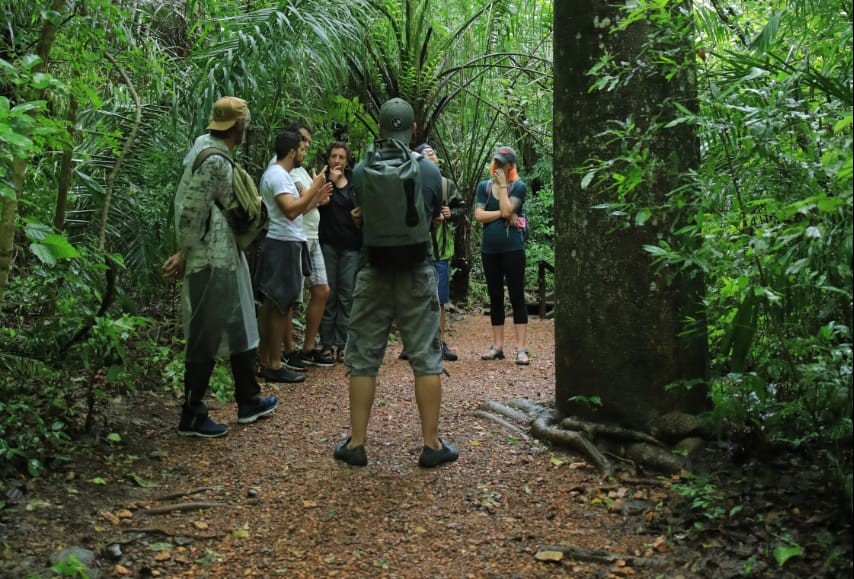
[{"xmin": 553, "ymin": 1, "xmax": 709, "ymax": 430}]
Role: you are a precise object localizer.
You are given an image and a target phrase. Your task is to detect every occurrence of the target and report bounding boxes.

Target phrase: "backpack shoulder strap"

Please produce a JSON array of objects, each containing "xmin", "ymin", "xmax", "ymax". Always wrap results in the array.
[
  {"xmin": 441, "ymin": 177, "xmax": 449, "ymax": 204},
  {"xmin": 192, "ymin": 147, "xmax": 233, "ymax": 173},
  {"xmin": 191, "ymin": 147, "xmax": 235, "ymax": 211}
]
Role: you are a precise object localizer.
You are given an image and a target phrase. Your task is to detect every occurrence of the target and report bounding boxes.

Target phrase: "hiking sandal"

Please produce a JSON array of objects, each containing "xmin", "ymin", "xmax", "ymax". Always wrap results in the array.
[
  {"xmin": 480, "ymin": 346, "xmax": 505, "ymax": 360},
  {"xmin": 320, "ymin": 346, "xmax": 335, "ymax": 361},
  {"xmin": 515, "ymin": 349, "xmax": 530, "ymax": 365}
]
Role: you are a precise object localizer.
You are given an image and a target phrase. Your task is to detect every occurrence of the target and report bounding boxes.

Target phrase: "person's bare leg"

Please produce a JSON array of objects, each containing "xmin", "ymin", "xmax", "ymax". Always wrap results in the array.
[
  {"xmin": 260, "ymin": 300, "xmax": 286, "ymax": 369},
  {"xmin": 439, "ymin": 307, "xmax": 447, "ymax": 337},
  {"xmin": 283, "ymin": 308, "xmax": 295, "ymax": 354},
  {"xmin": 414, "ymin": 374, "xmax": 442, "ymax": 449},
  {"xmin": 491, "ymin": 324, "xmax": 505, "ymax": 351},
  {"xmin": 347, "ymin": 375, "xmax": 376, "ymax": 447},
  {"xmin": 515, "ymin": 323, "xmax": 527, "ymax": 351},
  {"xmin": 258, "ymin": 300, "xmax": 274, "ymax": 368},
  {"xmin": 269, "ymin": 313, "xmax": 287, "ymax": 369},
  {"xmin": 258, "ymin": 301, "xmax": 270, "ymax": 367},
  {"xmin": 302, "ymin": 284, "xmax": 329, "ymax": 353}
]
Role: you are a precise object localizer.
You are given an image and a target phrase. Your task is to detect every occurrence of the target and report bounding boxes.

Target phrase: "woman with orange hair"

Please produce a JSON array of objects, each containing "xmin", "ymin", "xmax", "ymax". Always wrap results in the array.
[{"xmin": 473, "ymin": 146, "xmax": 530, "ymax": 365}]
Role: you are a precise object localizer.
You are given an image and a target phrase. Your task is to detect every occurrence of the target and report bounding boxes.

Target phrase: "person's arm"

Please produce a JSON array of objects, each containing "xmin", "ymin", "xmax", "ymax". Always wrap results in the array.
[
  {"xmin": 492, "ymin": 167, "xmax": 518, "ymax": 219},
  {"xmin": 165, "ymin": 155, "xmax": 229, "ymax": 279},
  {"xmin": 474, "ymin": 181, "xmax": 504, "ymax": 224},
  {"xmin": 278, "ymin": 166, "xmax": 331, "ymax": 220}
]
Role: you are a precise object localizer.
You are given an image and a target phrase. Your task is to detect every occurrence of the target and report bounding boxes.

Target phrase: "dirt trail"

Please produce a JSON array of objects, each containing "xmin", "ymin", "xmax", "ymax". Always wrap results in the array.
[{"xmin": 2, "ymin": 314, "xmax": 688, "ymax": 577}]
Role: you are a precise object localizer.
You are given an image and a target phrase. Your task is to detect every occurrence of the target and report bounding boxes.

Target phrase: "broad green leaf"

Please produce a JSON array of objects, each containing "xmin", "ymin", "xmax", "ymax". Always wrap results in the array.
[
  {"xmin": 29, "ymin": 243, "xmax": 57, "ymax": 266},
  {"xmin": 107, "ymin": 433, "xmax": 122, "ymax": 443},
  {"xmin": 40, "ymin": 234, "xmax": 81, "ymax": 259},
  {"xmin": 0, "ymin": 130, "xmax": 34, "ymax": 148},
  {"xmin": 127, "ymin": 472, "xmax": 157, "ymax": 488},
  {"xmin": 773, "ymin": 544, "xmax": 803, "ymax": 567}
]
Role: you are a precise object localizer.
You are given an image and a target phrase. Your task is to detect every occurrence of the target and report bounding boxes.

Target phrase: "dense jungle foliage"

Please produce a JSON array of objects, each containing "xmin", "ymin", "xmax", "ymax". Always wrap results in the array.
[{"xmin": 1, "ymin": 0, "xmax": 851, "ymax": 529}]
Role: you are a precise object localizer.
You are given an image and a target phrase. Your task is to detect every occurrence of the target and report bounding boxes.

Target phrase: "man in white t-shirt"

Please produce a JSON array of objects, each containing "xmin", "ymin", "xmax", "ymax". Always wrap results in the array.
[
  {"xmin": 255, "ymin": 130, "xmax": 331, "ymax": 382},
  {"xmin": 287, "ymin": 123, "xmax": 335, "ymax": 369}
]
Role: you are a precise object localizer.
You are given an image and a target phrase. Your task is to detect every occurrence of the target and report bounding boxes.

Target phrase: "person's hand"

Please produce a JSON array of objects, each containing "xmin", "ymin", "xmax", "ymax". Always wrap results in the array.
[
  {"xmin": 328, "ymin": 165, "xmax": 344, "ymax": 182},
  {"xmin": 494, "ymin": 167, "xmax": 508, "ymax": 189},
  {"xmin": 162, "ymin": 252, "xmax": 185, "ymax": 281},
  {"xmin": 507, "ymin": 213, "xmax": 520, "ymax": 227},
  {"xmin": 318, "ymin": 180, "xmax": 333, "ymax": 205},
  {"xmin": 441, "ymin": 205, "xmax": 451, "ymax": 220},
  {"xmin": 350, "ymin": 207, "xmax": 362, "ymax": 228},
  {"xmin": 311, "ymin": 166, "xmax": 329, "ymax": 191}
]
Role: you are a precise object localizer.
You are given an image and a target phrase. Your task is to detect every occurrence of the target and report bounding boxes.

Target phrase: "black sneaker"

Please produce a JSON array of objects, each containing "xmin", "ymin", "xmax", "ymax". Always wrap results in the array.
[
  {"xmin": 283, "ymin": 350, "xmax": 307, "ymax": 372},
  {"xmin": 418, "ymin": 439, "xmax": 459, "ymax": 468},
  {"xmin": 237, "ymin": 396, "xmax": 279, "ymax": 424},
  {"xmin": 258, "ymin": 366, "xmax": 306, "ymax": 383},
  {"xmin": 300, "ymin": 349, "xmax": 335, "ymax": 368},
  {"xmin": 441, "ymin": 341, "xmax": 458, "ymax": 362},
  {"xmin": 333, "ymin": 437, "xmax": 368, "ymax": 466},
  {"xmin": 178, "ymin": 416, "xmax": 228, "ymax": 438}
]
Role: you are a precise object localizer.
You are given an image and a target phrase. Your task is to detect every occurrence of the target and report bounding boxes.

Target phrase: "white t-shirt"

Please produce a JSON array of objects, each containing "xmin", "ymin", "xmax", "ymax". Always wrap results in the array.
[
  {"xmin": 290, "ymin": 166, "xmax": 319, "ymax": 240},
  {"xmin": 260, "ymin": 163, "xmax": 305, "ymax": 242}
]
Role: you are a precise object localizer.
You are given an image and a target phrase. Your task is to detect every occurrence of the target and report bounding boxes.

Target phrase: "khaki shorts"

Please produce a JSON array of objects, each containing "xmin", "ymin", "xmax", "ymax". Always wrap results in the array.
[{"xmin": 344, "ymin": 262, "xmax": 441, "ymax": 377}]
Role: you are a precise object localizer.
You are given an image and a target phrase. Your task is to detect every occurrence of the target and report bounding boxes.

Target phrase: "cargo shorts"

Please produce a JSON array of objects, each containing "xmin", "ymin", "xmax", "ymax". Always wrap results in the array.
[{"xmin": 344, "ymin": 262, "xmax": 442, "ymax": 377}]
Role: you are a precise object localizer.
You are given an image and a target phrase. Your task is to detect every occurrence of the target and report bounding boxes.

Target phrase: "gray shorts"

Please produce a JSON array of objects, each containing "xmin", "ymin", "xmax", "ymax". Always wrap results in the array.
[
  {"xmin": 254, "ymin": 238, "xmax": 303, "ymax": 314},
  {"xmin": 344, "ymin": 262, "xmax": 442, "ymax": 377}
]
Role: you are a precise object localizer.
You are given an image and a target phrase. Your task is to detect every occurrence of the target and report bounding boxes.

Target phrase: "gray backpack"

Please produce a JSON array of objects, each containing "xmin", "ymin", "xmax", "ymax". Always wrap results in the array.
[{"xmin": 357, "ymin": 139, "xmax": 430, "ymax": 265}]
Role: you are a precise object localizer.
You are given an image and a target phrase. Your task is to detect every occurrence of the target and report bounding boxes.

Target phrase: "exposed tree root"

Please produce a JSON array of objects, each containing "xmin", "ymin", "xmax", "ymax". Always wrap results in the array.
[
  {"xmin": 119, "ymin": 527, "xmax": 224, "ymax": 540},
  {"xmin": 480, "ymin": 399, "xmax": 532, "ymax": 423},
  {"xmin": 478, "ymin": 398, "xmax": 705, "ymax": 475},
  {"xmin": 559, "ymin": 417, "xmax": 663, "ymax": 447},
  {"xmin": 531, "ymin": 411, "xmax": 613, "ymax": 476},
  {"xmin": 536, "ymin": 544, "xmax": 674, "ymax": 569},
  {"xmin": 153, "ymin": 486, "xmax": 216, "ymax": 502},
  {"xmin": 469, "ymin": 410, "xmax": 531, "ymax": 440},
  {"xmin": 142, "ymin": 502, "xmax": 226, "ymax": 515}
]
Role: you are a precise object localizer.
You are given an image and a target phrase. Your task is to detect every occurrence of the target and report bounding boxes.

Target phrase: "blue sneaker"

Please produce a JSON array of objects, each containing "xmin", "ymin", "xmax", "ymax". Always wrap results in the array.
[
  {"xmin": 237, "ymin": 396, "xmax": 279, "ymax": 424},
  {"xmin": 178, "ymin": 416, "xmax": 228, "ymax": 438}
]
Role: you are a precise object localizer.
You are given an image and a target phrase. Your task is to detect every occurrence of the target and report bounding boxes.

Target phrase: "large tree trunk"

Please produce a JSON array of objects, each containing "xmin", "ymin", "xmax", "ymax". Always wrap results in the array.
[
  {"xmin": 553, "ymin": 1, "xmax": 709, "ymax": 430},
  {"xmin": 0, "ymin": 158, "xmax": 24, "ymax": 307},
  {"xmin": 0, "ymin": 0, "xmax": 67, "ymax": 308}
]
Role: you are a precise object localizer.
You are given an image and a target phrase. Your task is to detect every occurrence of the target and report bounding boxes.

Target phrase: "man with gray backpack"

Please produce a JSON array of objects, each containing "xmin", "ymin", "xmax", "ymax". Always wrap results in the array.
[{"xmin": 333, "ymin": 98, "xmax": 459, "ymax": 468}]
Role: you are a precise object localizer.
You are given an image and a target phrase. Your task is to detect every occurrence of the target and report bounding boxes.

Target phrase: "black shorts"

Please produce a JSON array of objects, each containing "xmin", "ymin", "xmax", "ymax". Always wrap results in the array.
[{"xmin": 254, "ymin": 238, "xmax": 304, "ymax": 313}]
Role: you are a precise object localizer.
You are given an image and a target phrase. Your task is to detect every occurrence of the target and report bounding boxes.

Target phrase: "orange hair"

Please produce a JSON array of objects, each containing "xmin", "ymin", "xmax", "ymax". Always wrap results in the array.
[{"xmin": 489, "ymin": 160, "xmax": 518, "ymax": 182}]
